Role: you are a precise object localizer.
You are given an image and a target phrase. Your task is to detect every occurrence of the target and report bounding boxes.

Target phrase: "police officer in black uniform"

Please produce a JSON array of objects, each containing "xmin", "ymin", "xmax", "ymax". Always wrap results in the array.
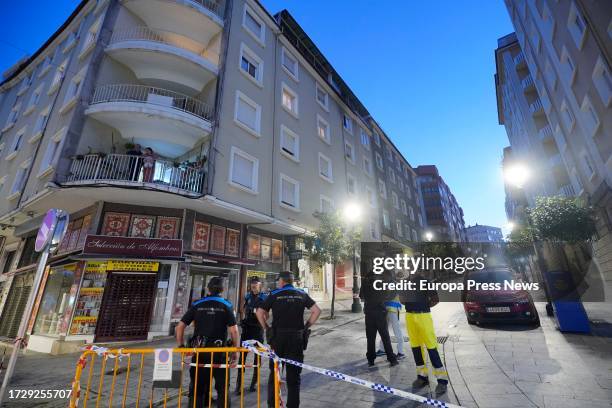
[
  {"xmin": 176, "ymin": 277, "xmax": 240, "ymax": 408},
  {"xmin": 256, "ymin": 271, "xmax": 321, "ymax": 408},
  {"xmin": 234, "ymin": 276, "xmax": 267, "ymax": 394}
]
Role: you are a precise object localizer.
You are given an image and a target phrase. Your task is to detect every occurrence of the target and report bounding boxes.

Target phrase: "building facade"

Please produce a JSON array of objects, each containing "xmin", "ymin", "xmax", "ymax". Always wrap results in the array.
[
  {"xmin": 465, "ymin": 224, "xmax": 504, "ymax": 243},
  {"xmin": 497, "ymin": 0, "xmax": 612, "ymax": 300},
  {"xmin": 415, "ymin": 165, "xmax": 467, "ymax": 243},
  {"xmin": 0, "ymin": 0, "xmax": 422, "ymax": 352}
]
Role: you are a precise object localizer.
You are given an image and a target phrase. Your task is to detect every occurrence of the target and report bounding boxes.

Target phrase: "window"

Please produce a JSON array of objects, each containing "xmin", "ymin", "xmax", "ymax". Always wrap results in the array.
[
  {"xmin": 398, "ymin": 178, "xmax": 404, "ymax": 192},
  {"xmin": 592, "ymin": 57, "xmax": 612, "ymax": 107},
  {"xmin": 243, "ymin": 5, "xmax": 265, "ymax": 46},
  {"xmin": 347, "ymin": 174, "xmax": 356, "ymax": 195},
  {"xmin": 391, "ymin": 191, "xmax": 399, "ymax": 209},
  {"xmin": 7, "ymin": 128, "xmax": 25, "ymax": 160},
  {"xmin": 38, "ymin": 127, "xmax": 66, "ymax": 176},
  {"xmin": 61, "ymin": 70, "xmax": 84, "ymax": 113},
  {"xmin": 48, "ymin": 59, "xmax": 67, "ymax": 94},
  {"xmin": 396, "ymin": 220, "xmax": 403, "ymax": 237},
  {"xmin": 80, "ymin": 17, "xmax": 101, "ymax": 58},
  {"xmin": 229, "ymin": 146, "xmax": 259, "ymax": 193},
  {"xmin": 560, "ymin": 100, "xmax": 575, "ymax": 131},
  {"xmin": 363, "ymin": 156, "xmax": 373, "ymax": 177},
  {"xmin": 343, "ymin": 114, "xmax": 352, "ymax": 134},
  {"xmin": 281, "ymin": 47, "xmax": 298, "ymax": 81},
  {"xmin": 581, "ymin": 153, "xmax": 595, "ymax": 179},
  {"xmin": 412, "ymin": 229, "xmax": 418, "ymax": 242},
  {"xmin": 370, "ymin": 220, "xmax": 379, "ymax": 240},
  {"xmin": 280, "ymin": 174, "xmax": 299, "ymax": 211},
  {"xmin": 418, "ymin": 213, "xmax": 423, "ymax": 227},
  {"xmin": 320, "ymin": 195, "xmax": 333, "ymax": 213},
  {"xmin": 280, "ymin": 125, "xmax": 299, "ymax": 162},
  {"xmin": 396, "ymin": 155, "xmax": 402, "ymax": 171},
  {"xmin": 344, "ymin": 140, "xmax": 355, "ymax": 163},
  {"xmin": 378, "ymin": 179, "xmax": 387, "ymax": 199},
  {"xmin": 318, "ymin": 153, "xmax": 333, "ymax": 182},
  {"xmin": 389, "ymin": 169, "xmax": 396, "ymax": 184},
  {"xmin": 281, "ymin": 83, "xmax": 298, "ymax": 117},
  {"xmin": 9, "ymin": 163, "xmax": 28, "ymax": 199},
  {"xmin": 400, "ymin": 200, "xmax": 407, "ymax": 215},
  {"xmin": 580, "ymin": 96, "xmax": 600, "ymax": 136},
  {"xmin": 315, "ymin": 83, "xmax": 328, "ymax": 110},
  {"xmin": 409, "ymin": 206, "xmax": 415, "ymax": 221},
  {"xmin": 3, "ymin": 103, "xmax": 21, "ymax": 132},
  {"xmin": 360, "ymin": 129, "xmax": 370, "ymax": 150},
  {"xmin": 544, "ymin": 58, "xmax": 557, "ymax": 89},
  {"xmin": 375, "ymin": 152, "xmax": 384, "ymax": 170},
  {"xmin": 382, "ymin": 210, "xmax": 390, "ymax": 229},
  {"xmin": 1, "ymin": 249, "xmax": 16, "ymax": 274},
  {"xmin": 239, "ymin": 43, "xmax": 263, "ymax": 86},
  {"xmin": 567, "ymin": 3, "xmax": 587, "ymax": 49},
  {"xmin": 373, "ymin": 132, "xmax": 381, "ymax": 146},
  {"xmin": 560, "ymin": 46, "xmax": 576, "ymax": 84},
  {"xmin": 316, "ymin": 115, "xmax": 330, "ymax": 144},
  {"xmin": 17, "ymin": 74, "xmax": 32, "ymax": 96},
  {"xmin": 25, "ymin": 86, "xmax": 43, "ymax": 115},
  {"xmin": 31, "ymin": 107, "xmax": 50, "ymax": 142},
  {"xmin": 366, "ymin": 186, "xmax": 376, "ymax": 207},
  {"xmin": 234, "ymin": 91, "xmax": 261, "ymax": 137},
  {"xmin": 39, "ymin": 56, "xmax": 52, "ymax": 77},
  {"xmin": 385, "ymin": 145, "xmax": 393, "ymax": 160}
]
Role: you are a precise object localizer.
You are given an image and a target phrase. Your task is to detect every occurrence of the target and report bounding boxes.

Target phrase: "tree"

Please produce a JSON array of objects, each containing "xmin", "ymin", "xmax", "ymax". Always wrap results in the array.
[
  {"xmin": 529, "ymin": 196, "xmax": 596, "ymax": 243},
  {"xmin": 305, "ymin": 210, "xmax": 361, "ymax": 319}
]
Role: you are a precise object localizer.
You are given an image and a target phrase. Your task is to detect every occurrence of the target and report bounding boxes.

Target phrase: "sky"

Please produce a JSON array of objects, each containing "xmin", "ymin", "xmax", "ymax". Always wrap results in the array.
[{"xmin": 0, "ymin": 1, "xmax": 515, "ymax": 232}]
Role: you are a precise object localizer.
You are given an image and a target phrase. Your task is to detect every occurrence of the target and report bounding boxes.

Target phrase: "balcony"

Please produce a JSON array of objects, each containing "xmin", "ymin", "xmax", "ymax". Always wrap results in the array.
[
  {"xmin": 529, "ymin": 99, "xmax": 544, "ymax": 116},
  {"xmin": 538, "ymin": 124, "xmax": 553, "ymax": 141},
  {"xmin": 106, "ymin": 27, "xmax": 219, "ymax": 95},
  {"xmin": 65, "ymin": 153, "xmax": 205, "ymax": 196},
  {"xmin": 85, "ymin": 84, "xmax": 213, "ymax": 157},
  {"xmin": 121, "ymin": 0, "xmax": 223, "ymax": 48},
  {"xmin": 521, "ymin": 75, "xmax": 535, "ymax": 92},
  {"xmin": 514, "ymin": 52, "xmax": 526, "ymax": 69},
  {"xmin": 558, "ymin": 184, "xmax": 576, "ymax": 198}
]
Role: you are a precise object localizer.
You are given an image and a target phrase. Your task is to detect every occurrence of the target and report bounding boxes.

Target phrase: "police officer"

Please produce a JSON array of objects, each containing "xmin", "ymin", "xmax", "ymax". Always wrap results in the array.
[
  {"xmin": 234, "ymin": 276, "xmax": 267, "ymax": 394},
  {"xmin": 176, "ymin": 277, "xmax": 240, "ymax": 408},
  {"xmin": 256, "ymin": 271, "xmax": 321, "ymax": 408}
]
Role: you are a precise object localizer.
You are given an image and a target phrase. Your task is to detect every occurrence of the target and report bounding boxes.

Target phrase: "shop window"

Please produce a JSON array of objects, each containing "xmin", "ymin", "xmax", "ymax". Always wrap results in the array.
[
  {"xmin": 33, "ymin": 263, "xmax": 76, "ymax": 336},
  {"xmin": 70, "ymin": 261, "xmax": 107, "ymax": 335},
  {"xmin": 2, "ymin": 250, "xmax": 16, "ymax": 274}
]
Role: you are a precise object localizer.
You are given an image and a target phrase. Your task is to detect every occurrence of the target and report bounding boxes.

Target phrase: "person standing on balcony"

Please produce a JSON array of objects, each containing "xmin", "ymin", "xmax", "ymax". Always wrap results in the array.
[
  {"xmin": 126, "ymin": 143, "xmax": 142, "ymax": 181},
  {"xmin": 142, "ymin": 147, "xmax": 156, "ymax": 183}
]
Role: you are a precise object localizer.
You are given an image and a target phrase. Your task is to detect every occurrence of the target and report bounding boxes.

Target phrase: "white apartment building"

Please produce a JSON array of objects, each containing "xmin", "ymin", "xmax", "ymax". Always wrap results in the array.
[
  {"xmin": 0, "ymin": 0, "xmax": 422, "ymax": 352},
  {"xmin": 496, "ymin": 0, "xmax": 612, "ymax": 302}
]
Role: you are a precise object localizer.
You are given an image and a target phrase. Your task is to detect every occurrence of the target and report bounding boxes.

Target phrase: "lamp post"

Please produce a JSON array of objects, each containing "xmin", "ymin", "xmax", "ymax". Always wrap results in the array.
[{"xmin": 343, "ymin": 203, "xmax": 362, "ymax": 313}]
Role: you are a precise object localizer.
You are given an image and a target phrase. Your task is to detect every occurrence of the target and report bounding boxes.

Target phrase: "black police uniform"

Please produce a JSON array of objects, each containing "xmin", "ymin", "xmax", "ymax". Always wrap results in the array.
[
  {"xmin": 359, "ymin": 274, "xmax": 398, "ymax": 365},
  {"xmin": 235, "ymin": 290, "xmax": 267, "ymax": 390},
  {"xmin": 181, "ymin": 296, "xmax": 237, "ymax": 408},
  {"xmin": 260, "ymin": 284, "xmax": 315, "ymax": 408}
]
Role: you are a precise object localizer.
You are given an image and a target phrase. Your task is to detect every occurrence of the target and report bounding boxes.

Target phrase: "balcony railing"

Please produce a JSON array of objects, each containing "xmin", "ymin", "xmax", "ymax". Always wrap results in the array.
[
  {"xmin": 513, "ymin": 52, "xmax": 525, "ymax": 68},
  {"xmin": 90, "ymin": 84, "xmax": 213, "ymax": 121},
  {"xmin": 67, "ymin": 154, "xmax": 205, "ymax": 195},
  {"xmin": 109, "ymin": 26, "xmax": 214, "ymax": 60},
  {"xmin": 521, "ymin": 75, "xmax": 534, "ymax": 91},
  {"xmin": 538, "ymin": 125, "xmax": 553, "ymax": 141},
  {"xmin": 558, "ymin": 184, "xmax": 575, "ymax": 198},
  {"xmin": 187, "ymin": 0, "xmax": 224, "ymax": 19},
  {"xmin": 529, "ymin": 99, "xmax": 544, "ymax": 115}
]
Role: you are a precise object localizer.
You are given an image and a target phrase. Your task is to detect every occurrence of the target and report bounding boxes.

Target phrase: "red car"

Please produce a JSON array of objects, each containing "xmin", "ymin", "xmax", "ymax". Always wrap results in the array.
[{"xmin": 462, "ymin": 268, "xmax": 539, "ymax": 326}]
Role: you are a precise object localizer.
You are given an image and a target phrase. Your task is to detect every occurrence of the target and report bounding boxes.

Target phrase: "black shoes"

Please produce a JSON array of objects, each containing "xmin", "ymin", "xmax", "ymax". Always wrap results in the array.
[
  {"xmin": 435, "ymin": 382, "xmax": 448, "ymax": 396},
  {"xmin": 412, "ymin": 376, "xmax": 429, "ymax": 389},
  {"xmin": 368, "ymin": 360, "xmax": 376, "ymax": 367},
  {"xmin": 389, "ymin": 360, "xmax": 399, "ymax": 367}
]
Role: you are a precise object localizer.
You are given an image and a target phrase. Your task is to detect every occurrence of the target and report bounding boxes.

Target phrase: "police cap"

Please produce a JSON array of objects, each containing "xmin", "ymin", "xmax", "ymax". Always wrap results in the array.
[{"xmin": 277, "ymin": 271, "xmax": 294, "ymax": 282}]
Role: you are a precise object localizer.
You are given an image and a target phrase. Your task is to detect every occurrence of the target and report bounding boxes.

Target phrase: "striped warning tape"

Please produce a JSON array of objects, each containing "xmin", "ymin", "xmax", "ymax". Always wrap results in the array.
[{"xmin": 242, "ymin": 340, "xmax": 463, "ymax": 408}]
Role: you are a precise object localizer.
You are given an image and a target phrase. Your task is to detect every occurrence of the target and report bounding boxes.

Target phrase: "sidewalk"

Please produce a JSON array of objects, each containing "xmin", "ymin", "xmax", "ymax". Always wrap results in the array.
[{"xmin": 440, "ymin": 302, "xmax": 612, "ymax": 408}]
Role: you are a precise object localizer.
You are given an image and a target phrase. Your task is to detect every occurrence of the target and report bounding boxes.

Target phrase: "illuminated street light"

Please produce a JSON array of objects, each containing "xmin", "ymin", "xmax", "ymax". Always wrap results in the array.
[
  {"xmin": 425, "ymin": 231, "xmax": 434, "ymax": 242},
  {"xmin": 343, "ymin": 202, "xmax": 362, "ymax": 224},
  {"xmin": 506, "ymin": 221, "xmax": 515, "ymax": 232},
  {"xmin": 504, "ymin": 163, "xmax": 530, "ymax": 188}
]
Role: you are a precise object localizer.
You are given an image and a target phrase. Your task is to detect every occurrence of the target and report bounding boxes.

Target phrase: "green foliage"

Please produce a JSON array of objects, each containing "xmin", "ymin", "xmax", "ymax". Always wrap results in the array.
[
  {"xmin": 506, "ymin": 225, "xmax": 535, "ymax": 256},
  {"xmin": 305, "ymin": 210, "xmax": 361, "ymax": 266},
  {"xmin": 529, "ymin": 196, "xmax": 596, "ymax": 243}
]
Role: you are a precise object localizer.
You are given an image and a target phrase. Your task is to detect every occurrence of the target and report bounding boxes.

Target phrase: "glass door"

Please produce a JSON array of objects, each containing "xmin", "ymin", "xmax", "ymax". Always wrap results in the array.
[{"xmin": 149, "ymin": 265, "xmax": 171, "ymax": 332}]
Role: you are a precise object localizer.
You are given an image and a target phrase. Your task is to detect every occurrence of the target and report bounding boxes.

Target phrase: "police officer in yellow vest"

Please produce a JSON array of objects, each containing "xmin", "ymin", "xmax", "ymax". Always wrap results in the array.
[{"xmin": 402, "ymin": 272, "xmax": 448, "ymax": 395}]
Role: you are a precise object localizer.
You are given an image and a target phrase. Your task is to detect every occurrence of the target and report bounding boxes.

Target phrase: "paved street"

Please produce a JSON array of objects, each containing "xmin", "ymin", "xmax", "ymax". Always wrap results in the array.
[{"xmin": 1, "ymin": 301, "xmax": 611, "ymax": 407}]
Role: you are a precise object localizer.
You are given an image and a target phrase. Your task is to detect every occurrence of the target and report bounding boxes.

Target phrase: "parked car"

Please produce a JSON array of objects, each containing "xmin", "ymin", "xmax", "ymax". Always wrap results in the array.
[{"xmin": 462, "ymin": 267, "xmax": 539, "ymax": 326}]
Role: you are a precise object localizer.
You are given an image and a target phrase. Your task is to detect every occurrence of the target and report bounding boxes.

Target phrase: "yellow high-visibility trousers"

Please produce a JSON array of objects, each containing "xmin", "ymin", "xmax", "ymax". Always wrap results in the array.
[{"xmin": 405, "ymin": 312, "xmax": 437, "ymax": 349}]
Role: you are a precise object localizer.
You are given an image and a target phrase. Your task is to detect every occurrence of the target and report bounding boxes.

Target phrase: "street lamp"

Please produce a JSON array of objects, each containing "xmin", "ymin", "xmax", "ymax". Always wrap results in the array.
[
  {"xmin": 425, "ymin": 231, "xmax": 434, "ymax": 242},
  {"xmin": 343, "ymin": 202, "xmax": 362, "ymax": 313},
  {"xmin": 503, "ymin": 163, "xmax": 530, "ymax": 188}
]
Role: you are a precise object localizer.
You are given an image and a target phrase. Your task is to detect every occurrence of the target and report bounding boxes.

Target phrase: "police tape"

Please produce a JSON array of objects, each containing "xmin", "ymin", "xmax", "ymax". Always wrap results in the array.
[
  {"xmin": 242, "ymin": 340, "xmax": 463, "ymax": 408},
  {"xmin": 189, "ymin": 363, "xmax": 259, "ymax": 368}
]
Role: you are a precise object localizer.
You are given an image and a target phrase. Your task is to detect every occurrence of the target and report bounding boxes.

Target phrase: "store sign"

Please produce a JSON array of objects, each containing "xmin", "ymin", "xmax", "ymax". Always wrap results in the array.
[
  {"xmin": 106, "ymin": 260, "xmax": 159, "ymax": 272},
  {"xmin": 83, "ymin": 236, "xmax": 183, "ymax": 258}
]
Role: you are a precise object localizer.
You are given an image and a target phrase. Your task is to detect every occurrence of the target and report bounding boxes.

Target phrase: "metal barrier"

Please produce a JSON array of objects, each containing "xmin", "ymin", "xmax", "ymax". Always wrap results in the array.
[{"xmin": 69, "ymin": 346, "xmax": 275, "ymax": 408}]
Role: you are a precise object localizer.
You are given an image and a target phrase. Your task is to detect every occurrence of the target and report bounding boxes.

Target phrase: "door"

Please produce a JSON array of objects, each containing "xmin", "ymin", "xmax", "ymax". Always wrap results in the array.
[
  {"xmin": 0, "ymin": 272, "xmax": 34, "ymax": 339},
  {"xmin": 95, "ymin": 272, "xmax": 157, "ymax": 342}
]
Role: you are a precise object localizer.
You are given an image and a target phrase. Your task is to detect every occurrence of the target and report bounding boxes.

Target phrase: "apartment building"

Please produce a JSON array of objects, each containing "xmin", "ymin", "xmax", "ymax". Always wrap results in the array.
[
  {"xmin": 0, "ymin": 0, "xmax": 421, "ymax": 351},
  {"xmin": 497, "ymin": 0, "xmax": 612, "ymax": 300},
  {"xmin": 465, "ymin": 224, "xmax": 504, "ymax": 243},
  {"xmin": 415, "ymin": 165, "xmax": 467, "ymax": 243}
]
